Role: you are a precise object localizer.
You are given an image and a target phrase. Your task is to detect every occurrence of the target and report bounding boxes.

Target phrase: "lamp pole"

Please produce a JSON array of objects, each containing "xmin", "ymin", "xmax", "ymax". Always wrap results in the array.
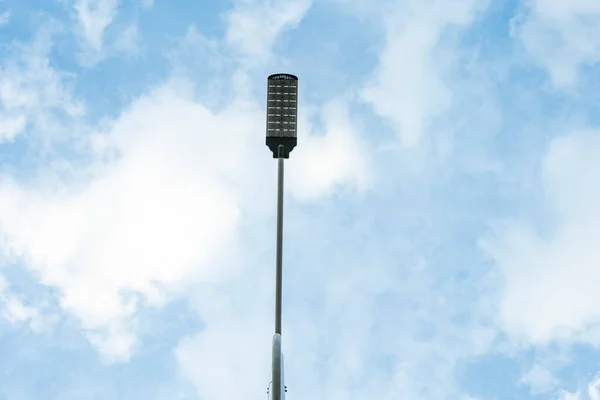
[{"xmin": 265, "ymin": 73, "xmax": 298, "ymax": 400}]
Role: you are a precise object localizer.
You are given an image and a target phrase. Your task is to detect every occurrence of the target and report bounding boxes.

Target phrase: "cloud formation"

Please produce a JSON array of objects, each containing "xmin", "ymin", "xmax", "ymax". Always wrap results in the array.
[
  {"xmin": 362, "ymin": 0, "xmax": 489, "ymax": 146},
  {"xmin": 0, "ymin": 23, "xmax": 84, "ymax": 142},
  {"xmin": 481, "ymin": 131, "xmax": 600, "ymax": 346},
  {"xmin": 74, "ymin": 0, "xmax": 119, "ymax": 56},
  {"xmin": 514, "ymin": 0, "xmax": 600, "ymax": 88},
  {"xmin": 225, "ymin": 0, "xmax": 311, "ymax": 62},
  {"xmin": 1, "ymin": 0, "xmax": 600, "ymax": 399}
]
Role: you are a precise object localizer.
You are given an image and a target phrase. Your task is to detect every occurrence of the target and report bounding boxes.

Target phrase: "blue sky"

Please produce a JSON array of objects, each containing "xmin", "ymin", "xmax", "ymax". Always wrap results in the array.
[{"xmin": 1, "ymin": 0, "xmax": 600, "ymax": 399}]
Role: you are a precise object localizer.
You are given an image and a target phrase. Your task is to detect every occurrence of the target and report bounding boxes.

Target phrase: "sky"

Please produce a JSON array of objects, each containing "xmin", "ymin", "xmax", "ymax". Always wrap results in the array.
[{"xmin": 0, "ymin": 0, "xmax": 600, "ymax": 399}]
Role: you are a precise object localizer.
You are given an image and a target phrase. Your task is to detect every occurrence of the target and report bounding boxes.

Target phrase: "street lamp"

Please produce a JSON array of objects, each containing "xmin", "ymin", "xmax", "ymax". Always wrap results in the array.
[
  {"xmin": 266, "ymin": 73, "xmax": 298, "ymax": 400},
  {"xmin": 266, "ymin": 73, "xmax": 298, "ymax": 159}
]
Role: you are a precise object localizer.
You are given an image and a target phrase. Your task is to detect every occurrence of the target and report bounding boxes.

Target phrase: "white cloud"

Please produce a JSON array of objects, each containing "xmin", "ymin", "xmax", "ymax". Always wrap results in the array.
[
  {"xmin": 74, "ymin": 0, "xmax": 119, "ymax": 60},
  {"xmin": 287, "ymin": 100, "xmax": 368, "ymax": 201},
  {"xmin": 0, "ymin": 0, "xmax": 367, "ymax": 365},
  {"xmin": 0, "ymin": 275, "xmax": 40, "ymax": 327},
  {"xmin": 558, "ymin": 375, "xmax": 600, "ymax": 400},
  {"xmin": 0, "ymin": 114, "xmax": 26, "ymax": 141},
  {"xmin": 0, "ymin": 71, "xmax": 367, "ymax": 362},
  {"xmin": 0, "ymin": 10, "xmax": 10, "ymax": 26},
  {"xmin": 224, "ymin": 0, "xmax": 311, "ymax": 61},
  {"xmin": 140, "ymin": 0, "xmax": 153, "ymax": 9},
  {"xmin": 361, "ymin": 0, "xmax": 489, "ymax": 147},
  {"xmin": 521, "ymin": 364, "xmax": 559, "ymax": 395},
  {"xmin": 114, "ymin": 24, "xmax": 140, "ymax": 55},
  {"xmin": 172, "ymin": 2, "xmax": 495, "ymax": 397},
  {"xmin": 513, "ymin": 0, "xmax": 600, "ymax": 88},
  {"xmin": 175, "ymin": 238, "xmax": 495, "ymax": 399},
  {"xmin": 0, "ymin": 24, "xmax": 84, "ymax": 141},
  {"xmin": 0, "ymin": 3, "xmax": 497, "ymax": 398},
  {"xmin": 590, "ymin": 376, "xmax": 600, "ymax": 400},
  {"xmin": 2, "ymin": 295, "xmax": 38, "ymax": 324},
  {"xmin": 0, "ymin": 82, "xmax": 248, "ymax": 361},
  {"xmin": 481, "ymin": 130, "xmax": 600, "ymax": 346},
  {"xmin": 176, "ymin": 298, "xmax": 272, "ymax": 399},
  {"xmin": 561, "ymin": 391, "xmax": 582, "ymax": 400}
]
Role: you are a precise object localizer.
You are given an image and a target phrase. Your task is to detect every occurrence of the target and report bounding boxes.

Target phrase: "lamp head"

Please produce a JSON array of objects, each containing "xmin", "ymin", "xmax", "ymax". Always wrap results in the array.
[{"xmin": 266, "ymin": 73, "xmax": 298, "ymax": 158}]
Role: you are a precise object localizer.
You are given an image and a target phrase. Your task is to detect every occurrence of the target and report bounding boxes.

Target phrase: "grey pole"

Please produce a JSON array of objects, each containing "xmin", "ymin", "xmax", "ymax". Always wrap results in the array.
[
  {"xmin": 272, "ymin": 334, "xmax": 283, "ymax": 400},
  {"xmin": 275, "ymin": 144, "xmax": 284, "ymax": 335},
  {"xmin": 272, "ymin": 144, "xmax": 285, "ymax": 400}
]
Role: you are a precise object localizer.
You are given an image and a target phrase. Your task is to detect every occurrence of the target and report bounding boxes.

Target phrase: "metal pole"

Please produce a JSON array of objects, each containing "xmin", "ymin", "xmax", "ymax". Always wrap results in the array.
[
  {"xmin": 272, "ymin": 144, "xmax": 285, "ymax": 400},
  {"xmin": 272, "ymin": 334, "xmax": 282, "ymax": 400},
  {"xmin": 275, "ymin": 144, "xmax": 284, "ymax": 335}
]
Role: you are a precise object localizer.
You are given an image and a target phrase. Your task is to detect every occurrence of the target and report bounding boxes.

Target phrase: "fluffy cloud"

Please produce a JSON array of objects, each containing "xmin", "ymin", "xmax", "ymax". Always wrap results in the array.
[
  {"xmin": 114, "ymin": 24, "xmax": 140, "ymax": 55},
  {"xmin": 362, "ymin": 0, "xmax": 489, "ymax": 147},
  {"xmin": 224, "ymin": 0, "xmax": 311, "ymax": 61},
  {"xmin": 176, "ymin": 290, "xmax": 272, "ymax": 399},
  {"xmin": 481, "ymin": 130, "xmax": 600, "ymax": 345},
  {"xmin": 0, "ymin": 70, "xmax": 368, "ymax": 363},
  {"xmin": 0, "ymin": 275, "xmax": 39, "ymax": 327},
  {"xmin": 287, "ymin": 100, "xmax": 368, "ymax": 200},
  {"xmin": 561, "ymin": 391, "xmax": 582, "ymax": 400},
  {"xmin": 0, "ymin": 82, "xmax": 250, "ymax": 361},
  {"xmin": 513, "ymin": 0, "xmax": 600, "ymax": 88},
  {"xmin": 74, "ymin": 0, "xmax": 119, "ymax": 61},
  {"xmin": 0, "ymin": 115, "xmax": 26, "ymax": 141},
  {"xmin": 0, "ymin": 0, "xmax": 370, "ymax": 369},
  {"xmin": 520, "ymin": 364, "xmax": 559, "ymax": 395},
  {"xmin": 591, "ymin": 377, "xmax": 600, "ymax": 400},
  {"xmin": 175, "ymin": 218, "xmax": 496, "ymax": 400},
  {"xmin": 559, "ymin": 375, "xmax": 600, "ymax": 400},
  {"xmin": 0, "ymin": 10, "xmax": 10, "ymax": 26},
  {"xmin": 6, "ymin": 0, "xmax": 600, "ymax": 398},
  {"xmin": 0, "ymin": 24, "xmax": 84, "ymax": 142}
]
